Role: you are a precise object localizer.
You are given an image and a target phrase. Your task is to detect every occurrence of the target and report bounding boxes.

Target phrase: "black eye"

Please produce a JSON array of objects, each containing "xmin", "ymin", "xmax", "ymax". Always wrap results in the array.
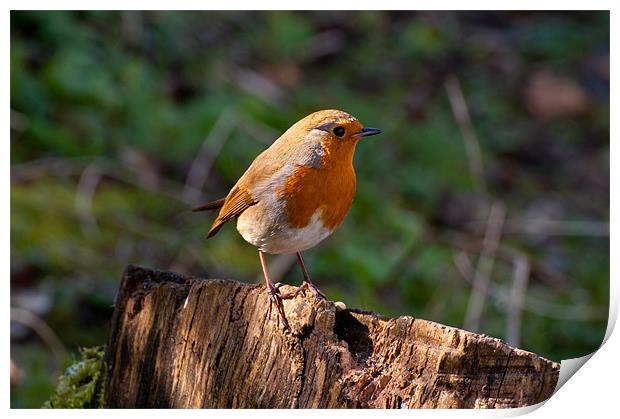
[{"xmin": 332, "ymin": 126, "xmax": 345, "ymax": 137}]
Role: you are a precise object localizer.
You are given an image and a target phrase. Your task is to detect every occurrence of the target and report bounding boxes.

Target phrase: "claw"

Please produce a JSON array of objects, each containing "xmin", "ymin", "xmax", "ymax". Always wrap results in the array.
[
  {"xmin": 294, "ymin": 252, "xmax": 327, "ymax": 301},
  {"xmin": 265, "ymin": 285, "xmax": 290, "ymax": 330},
  {"xmin": 296, "ymin": 281, "xmax": 327, "ymax": 300}
]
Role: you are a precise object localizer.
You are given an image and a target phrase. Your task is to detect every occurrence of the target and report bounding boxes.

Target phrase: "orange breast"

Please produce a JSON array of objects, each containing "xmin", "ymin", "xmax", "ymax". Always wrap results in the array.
[{"xmin": 277, "ymin": 139, "xmax": 357, "ymax": 230}]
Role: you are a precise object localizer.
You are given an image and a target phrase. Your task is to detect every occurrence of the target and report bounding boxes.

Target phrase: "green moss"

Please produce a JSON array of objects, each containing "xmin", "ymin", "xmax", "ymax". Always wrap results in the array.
[{"xmin": 43, "ymin": 346, "xmax": 105, "ymax": 408}]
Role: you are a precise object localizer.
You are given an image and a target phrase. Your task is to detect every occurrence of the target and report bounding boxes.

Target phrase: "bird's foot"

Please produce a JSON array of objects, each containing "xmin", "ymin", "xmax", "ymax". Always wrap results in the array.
[
  {"xmin": 265, "ymin": 284, "xmax": 290, "ymax": 330},
  {"xmin": 296, "ymin": 281, "xmax": 327, "ymax": 301}
]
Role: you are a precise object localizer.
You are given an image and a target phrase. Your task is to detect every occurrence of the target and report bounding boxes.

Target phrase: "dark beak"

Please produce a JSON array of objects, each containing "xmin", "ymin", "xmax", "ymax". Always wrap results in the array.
[{"xmin": 358, "ymin": 127, "xmax": 382, "ymax": 137}]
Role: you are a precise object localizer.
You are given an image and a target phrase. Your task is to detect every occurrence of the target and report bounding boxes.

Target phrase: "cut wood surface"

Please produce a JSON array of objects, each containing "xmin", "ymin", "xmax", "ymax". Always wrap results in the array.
[{"xmin": 102, "ymin": 265, "xmax": 560, "ymax": 408}]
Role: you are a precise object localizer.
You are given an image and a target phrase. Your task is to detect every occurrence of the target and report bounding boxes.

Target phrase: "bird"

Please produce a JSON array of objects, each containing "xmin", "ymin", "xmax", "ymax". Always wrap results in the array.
[{"xmin": 193, "ymin": 109, "xmax": 381, "ymax": 328}]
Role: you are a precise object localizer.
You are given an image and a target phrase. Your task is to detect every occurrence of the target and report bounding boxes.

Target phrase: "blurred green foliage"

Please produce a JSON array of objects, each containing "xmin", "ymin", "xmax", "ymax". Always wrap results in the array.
[{"xmin": 11, "ymin": 11, "xmax": 609, "ymax": 407}]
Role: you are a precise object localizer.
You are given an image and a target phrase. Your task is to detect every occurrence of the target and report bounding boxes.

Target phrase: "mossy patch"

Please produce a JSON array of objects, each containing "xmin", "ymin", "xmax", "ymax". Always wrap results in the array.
[{"xmin": 43, "ymin": 346, "xmax": 105, "ymax": 408}]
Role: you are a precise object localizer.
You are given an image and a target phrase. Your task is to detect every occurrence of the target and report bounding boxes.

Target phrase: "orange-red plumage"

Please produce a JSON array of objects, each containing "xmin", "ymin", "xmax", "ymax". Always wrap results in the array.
[{"xmin": 277, "ymin": 134, "xmax": 357, "ymax": 230}]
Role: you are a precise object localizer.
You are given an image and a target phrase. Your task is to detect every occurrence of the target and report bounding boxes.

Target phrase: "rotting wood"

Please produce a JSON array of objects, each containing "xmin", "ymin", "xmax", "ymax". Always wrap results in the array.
[{"xmin": 102, "ymin": 265, "xmax": 560, "ymax": 408}]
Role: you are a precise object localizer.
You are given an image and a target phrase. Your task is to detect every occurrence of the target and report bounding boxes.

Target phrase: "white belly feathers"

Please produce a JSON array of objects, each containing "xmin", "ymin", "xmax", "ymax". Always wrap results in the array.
[{"xmin": 236, "ymin": 205, "xmax": 332, "ymax": 254}]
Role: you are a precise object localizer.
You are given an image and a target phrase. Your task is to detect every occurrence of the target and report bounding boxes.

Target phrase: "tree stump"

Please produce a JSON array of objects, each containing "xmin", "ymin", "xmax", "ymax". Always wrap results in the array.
[{"xmin": 102, "ymin": 265, "xmax": 559, "ymax": 408}]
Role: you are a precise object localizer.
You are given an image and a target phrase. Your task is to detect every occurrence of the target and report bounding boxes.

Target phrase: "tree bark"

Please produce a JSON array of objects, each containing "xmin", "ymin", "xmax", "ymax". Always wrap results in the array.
[{"xmin": 102, "ymin": 265, "xmax": 559, "ymax": 408}]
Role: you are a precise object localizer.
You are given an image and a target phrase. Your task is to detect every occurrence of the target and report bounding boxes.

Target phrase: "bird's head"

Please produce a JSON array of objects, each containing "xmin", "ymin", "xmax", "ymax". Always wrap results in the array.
[
  {"xmin": 301, "ymin": 109, "xmax": 382, "ymax": 144},
  {"xmin": 270, "ymin": 109, "xmax": 381, "ymax": 168}
]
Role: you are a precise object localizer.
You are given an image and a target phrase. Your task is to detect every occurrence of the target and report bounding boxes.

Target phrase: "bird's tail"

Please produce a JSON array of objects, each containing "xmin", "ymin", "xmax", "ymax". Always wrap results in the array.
[
  {"xmin": 191, "ymin": 198, "xmax": 226, "ymax": 212},
  {"xmin": 192, "ymin": 197, "xmax": 227, "ymax": 239}
]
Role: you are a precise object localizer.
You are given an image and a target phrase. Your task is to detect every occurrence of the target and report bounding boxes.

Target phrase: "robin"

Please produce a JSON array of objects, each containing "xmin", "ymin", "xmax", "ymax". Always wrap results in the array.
[{"xmin": 193, "ymin": 109, "xmax": 381, "ymax": 328}]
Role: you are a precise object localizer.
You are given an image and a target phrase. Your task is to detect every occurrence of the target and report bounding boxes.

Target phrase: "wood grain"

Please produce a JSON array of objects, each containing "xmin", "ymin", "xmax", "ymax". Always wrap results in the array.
[{"xmin": 102, "ymin": 265, "xmax": 559, "ymax": 408}]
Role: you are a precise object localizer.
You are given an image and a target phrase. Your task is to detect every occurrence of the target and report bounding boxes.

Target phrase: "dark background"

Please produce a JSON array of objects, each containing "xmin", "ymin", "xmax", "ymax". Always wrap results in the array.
[{"xmin": 10, "ymin": 11, "xmax": 609, "ymax": 407}]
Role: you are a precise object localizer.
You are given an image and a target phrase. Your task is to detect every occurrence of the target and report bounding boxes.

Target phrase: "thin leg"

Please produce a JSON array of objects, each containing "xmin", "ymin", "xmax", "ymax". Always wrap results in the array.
[
  {"xmin": 295, "ymin": 252, "xmax": 327, "ymax": 300},
  {"xmin": 259, "ymin": 250, "xmax": 289, "ymax": 329},
  {"xmin": 296, "ymin": 252, "xmax": 311, "ymax": 282}
]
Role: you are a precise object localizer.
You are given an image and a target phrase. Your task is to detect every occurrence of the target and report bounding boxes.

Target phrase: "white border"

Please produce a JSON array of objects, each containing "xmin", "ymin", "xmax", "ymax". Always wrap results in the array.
[{"xmin": 3, "ymin": 1, "xmax": 616, "ymax": 11}]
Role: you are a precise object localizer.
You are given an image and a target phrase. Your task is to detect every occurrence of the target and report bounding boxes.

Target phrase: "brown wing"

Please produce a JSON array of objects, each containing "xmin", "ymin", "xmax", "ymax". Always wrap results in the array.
[
  {"xmin": 206, "ymin": 186, "xmax": 256, "ymax": 238},
  {"xmin": 202, "ymin": 141, "xmax": 287, "ymax": 238}
]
